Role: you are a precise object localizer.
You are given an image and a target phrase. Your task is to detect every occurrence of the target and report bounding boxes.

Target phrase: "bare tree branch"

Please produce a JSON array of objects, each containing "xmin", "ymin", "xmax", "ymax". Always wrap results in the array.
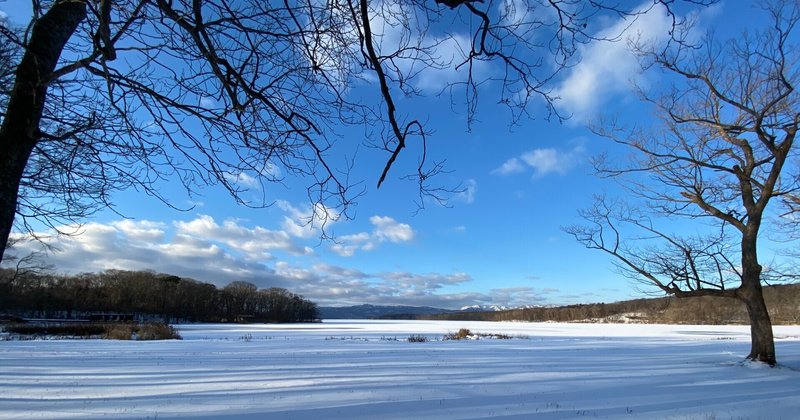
[{"xmin": 570, "ymin": 0, "xmax": 799, "ymax": 365}]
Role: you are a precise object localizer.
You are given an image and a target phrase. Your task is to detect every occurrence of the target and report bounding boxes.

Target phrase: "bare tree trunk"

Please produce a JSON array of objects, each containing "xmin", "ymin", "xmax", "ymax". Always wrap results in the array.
[
  {"xmin": 0, "ymin": 0, "xmax": 86, "ymax": 263},
  {"xmin": 740, "ymin": 230, "xmax": 776, "ymax": 365},
  {"xmin": 0, "ymin": 143, "xmax": 29, "ymax": 264},
  {"xmin": 740, "ymin": 285, "xmax": 776, "ymax": 365}
]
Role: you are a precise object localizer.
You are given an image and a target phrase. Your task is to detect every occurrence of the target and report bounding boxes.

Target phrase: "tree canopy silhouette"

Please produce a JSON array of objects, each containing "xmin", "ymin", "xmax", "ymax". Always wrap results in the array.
[{"xmin": 0, "ymin": 0, "xmax": 709, "ymax": 264}]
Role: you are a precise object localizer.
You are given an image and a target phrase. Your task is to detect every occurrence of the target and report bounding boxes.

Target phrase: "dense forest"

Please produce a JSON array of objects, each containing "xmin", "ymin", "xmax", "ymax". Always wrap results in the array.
[
  {"xmin": 385, "ymin": 284, "xmax": 800, "ymax": 325},
  {"xmin": 0, "ymin": 269, "xmax": 318, "ymax": 323}
]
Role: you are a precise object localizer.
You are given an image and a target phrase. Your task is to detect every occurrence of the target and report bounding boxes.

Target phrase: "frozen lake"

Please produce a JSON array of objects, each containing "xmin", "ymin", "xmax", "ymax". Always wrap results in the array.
[{"xmin": 2, "ymin": 320, "xmax": 800, "ymax": 419}]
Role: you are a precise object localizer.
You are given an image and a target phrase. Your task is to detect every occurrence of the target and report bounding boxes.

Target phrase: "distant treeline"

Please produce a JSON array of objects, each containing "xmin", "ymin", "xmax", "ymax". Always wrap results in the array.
[
  {"xmin": 0, "ymin": 269, "xmax": 318, "ymax": 323},
  {"xmin": 384, "ymin": 284, "xmax": 800, "ymax": 325}
]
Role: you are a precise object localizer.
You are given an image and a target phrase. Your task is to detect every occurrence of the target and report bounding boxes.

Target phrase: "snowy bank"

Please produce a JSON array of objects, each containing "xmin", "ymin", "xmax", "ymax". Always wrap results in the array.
[{"xmin": 1, "ymin": 320, "xmax": 799, "ymax": 419}]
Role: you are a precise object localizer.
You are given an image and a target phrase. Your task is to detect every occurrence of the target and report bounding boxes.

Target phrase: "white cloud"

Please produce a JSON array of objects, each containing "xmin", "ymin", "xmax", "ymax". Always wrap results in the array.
[
  {"xmin": 329, "ymin": 215, "xmax": 415, "ymax": 257},
  {"xmin": 454, "ymin": 179, "xmax": 477, "ymax": 204},
  {"xmin": 498, "ymin": 0, "xmax": 530, "ymax": 27},
  {"xmin": 366, "ymin": 1, "xmax": 489, "ymax": 92},
  {"xmin": 370, "ymin": 216, "xmax": 414, "ymax": 243},
  {"xmin": 160, "ymin": 234, "xmax": 224, "ymax": 259},
  {"xmin": 414, "ymin": 33, "xmax": 490, "ymax": 92},
  {"xmin": 2, "ymin": 203, "xmax": 556, "ymax": 309},
  {"xmin": 263, "ymin": 162, "xmax": 282, "ymax": 179},
  {"xmin": 521, "ymin": 148, "xmax": 570, "ymax": 176},
  {"xmin": 553, "ymin": 2, "xmax": 676, "ymax": 121},
  {"xmin": 381, "ymin": 271, "xmax": 471, "ymax": 289},
  {"xmin": 199, "ymin": 96, "xmax": 216, "ymax": 108},
  {"xmin": 494, "ymin": 145, "xmax": 586, "ymax": 178},
  {"xmin": 330, "ymin": 243, "xmax": 358, "ymax": 257},
  {"xmin": 2, "ymin": 219, "xmax": 556, "ymax": 308},
  {"xmin": 174, "ymin": 214, "xmax": 307, "ymax": 257},
  {"xmin": 223, "ymin": 172, "xmax": 259, "ymax": 188},
  {"xmin": 279, "ymin": 201, "xmax": 340, "ymax": 239},
  {"xmin": 111, "ymin": 220, "xmax": 165, "ymax": 243},
  {"xmin": 299, "ymin": 0, "xmax": 485, "ymax": 94},
  {"xmin": 492, "ymin": 158, "xmax": 526, "ymax": 176}
]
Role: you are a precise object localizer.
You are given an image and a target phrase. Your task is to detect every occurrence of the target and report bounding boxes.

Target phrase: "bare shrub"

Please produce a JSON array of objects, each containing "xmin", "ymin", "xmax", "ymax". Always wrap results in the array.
[
  {"xmin": 407, "ymin": 335, "xmax": 429, "ymax": 343},
  {"xmin": 444, "ymin": 328, "xmax": 473, "ymax": 340},
  {"xmin": 103, "ymin": 324, "xmax": 134, "ymax": 340},
  {"xmin": 135, "ymin": 323, "xmax": 181, "ymax": 340},
  {"xmin": 3, "ymin": 322, "xmax": 181, "ymax": 340}
]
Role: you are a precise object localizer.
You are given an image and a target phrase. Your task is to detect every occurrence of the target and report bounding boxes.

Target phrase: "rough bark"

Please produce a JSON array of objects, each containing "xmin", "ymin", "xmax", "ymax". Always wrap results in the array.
[
  {"xmin": 739, "ymin": 232, "xmax": 776, "ymax": 365},
  {"xmin": 741, "ymin": 288, "xmax": 776, "ymax": 365},
  {"xmin": 0, "ymin": 0, "xmax": 87, "ymax": 263},
  {"xmin": 738, "ymin": 222, "xmax": 776, "ymax": 365}
]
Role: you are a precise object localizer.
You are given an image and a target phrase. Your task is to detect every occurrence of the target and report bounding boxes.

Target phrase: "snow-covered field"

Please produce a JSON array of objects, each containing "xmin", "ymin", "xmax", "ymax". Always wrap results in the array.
[{"xmin": 2, "ymin": 320, "xmax": 800, "ymax": 419}]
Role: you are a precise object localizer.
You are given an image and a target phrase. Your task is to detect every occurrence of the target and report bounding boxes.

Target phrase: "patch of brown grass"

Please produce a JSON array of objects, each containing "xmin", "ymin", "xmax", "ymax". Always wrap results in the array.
[
  {"xmin": 135, "ymin": 322, "xmax": 181, "ymax": 340},
  {"xmin": 103, "ymin": 324, "xmax": 135, "ymax": 340},
  {"xmin": 444, "ymin": 328, "xmax": 473, "ymax": 340},
  {"xmin": 2, "ymin": 322, "xmax": 181, "ymax": 340}
]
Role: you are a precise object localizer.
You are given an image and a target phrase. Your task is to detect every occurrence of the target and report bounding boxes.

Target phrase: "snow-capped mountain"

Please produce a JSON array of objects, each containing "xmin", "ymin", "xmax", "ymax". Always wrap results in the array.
[
  {"xmin": 459, "ymin": 305, "xmax": 512, "ymax": 312},
  {"xmin": 319, "ymin": 304, "xmax": 454, "ymax": 319},
  {"xmin": 320, "ymin": 304, "xmax": 541, "ymax": 319}
]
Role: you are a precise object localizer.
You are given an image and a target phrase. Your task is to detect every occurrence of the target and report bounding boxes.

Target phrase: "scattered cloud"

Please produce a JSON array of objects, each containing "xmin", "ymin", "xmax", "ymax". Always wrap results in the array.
[
  {"xmin": 486, "ymin": 287, "xmax": 548, "ymax": 307},
  {"xmin": 3, "ymin": 211, "xmax": 567, "ymax": 309},
  {"xmin": 174, "ymin": 214, "xmax": 308, "ymax": 257},
  {"xmin": 368, "ymin": 2, "xmax": 489, "ymax": 92},
  {"xmin": 198, "ymin": 96, "xmax": 216, "ymax": 108},
  {"xmin": 492, "ymin": 158, "xmax": 526, "ymax": 176},
  {"xmin": 330, "ymin": 216, "xmax": 415, "ymax": 257},
  {"xmin": 493, "ymin": 145, "xmax": 586, "ymax": 178},
  {"xmin": 371, "ymin": 216, "xmax": 414, "ymax": 243},
  {"xmin": 454, "ymin": 179, "xmax": 477, "ymax": 204},
  {"xmin": 223, "ymin": 172, "xmax": 259, "ymax": 188},
  {"xmin": 300, "ymin": 0, "xmax": 488, "ymax": 94},
  {"xmin": 111, "ymin": 220, "xmax": 166, "ymax": 243},
  {"xmin": 5, "ymin": 206, "xmax": 505, "ymax": 308},
  {"xmin": 552, "ymin": 2, "xmax": 677, "ymax": 121},
  {"xmin": 498, "ymin": 0, "xmax": 531, "ymax": 27},
  {"xmin": 278, "ymin": 200, "xmax": 339, "ymax": 240},
  {"xmin": 414, "ymin": 34, "xmax": 490, "ymax": 92}
]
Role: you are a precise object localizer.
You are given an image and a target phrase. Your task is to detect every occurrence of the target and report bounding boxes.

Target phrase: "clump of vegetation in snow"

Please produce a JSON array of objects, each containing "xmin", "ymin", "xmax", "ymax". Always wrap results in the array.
[
  {"xmin": 443, "ymin": 328, "xmax": 517, "ymax": 341},
  {"xmin": 445, "ymin": 328, "xmax": 473, "ymax": 340},
  {"xmin": 407, "ymin": 334, "xmax": 429, "ymax": 342},
  {"xmin": 134, "ymin": 323, "xmax": 181, "ymax": 340}
]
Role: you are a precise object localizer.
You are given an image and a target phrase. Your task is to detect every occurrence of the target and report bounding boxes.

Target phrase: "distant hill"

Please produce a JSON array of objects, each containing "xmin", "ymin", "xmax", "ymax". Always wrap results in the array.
[
  {"xmin": 319, "ymin": 304, "xmax": 455, "ymax": 319},
  {"xmin": 319, "ymin": 304, "xmax": 545, "ymax": 319},
  {"xmin": 459, "ymin": 304, "xmax": 538, "ymax": 312},
  {"xmin": 321, "ymin": 283, "xmax": 800, "ymax": 324},
  {"xmin": 385, "ymin": 283, "xmax": 800, "ymax": 325}
]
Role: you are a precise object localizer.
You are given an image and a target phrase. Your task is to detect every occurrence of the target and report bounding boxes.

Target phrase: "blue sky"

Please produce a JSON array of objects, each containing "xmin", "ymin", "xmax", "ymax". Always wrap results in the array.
[{"xmin": 1, "ymin": 1, "xmax": 784, "ymax": 308}]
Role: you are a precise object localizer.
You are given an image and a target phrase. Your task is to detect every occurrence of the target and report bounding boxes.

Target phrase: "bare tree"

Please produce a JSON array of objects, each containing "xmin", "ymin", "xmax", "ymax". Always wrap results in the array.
[
  {"xmin": 0, "ymin": 0, "xmax": 712, "ymax": 265},
  {"xmin": 566, "ymin": 1, "xmax": 799, "ymax": 366},
  {"xmin": 0, "ymin": 236, "xmax": 53, "ymax": 285}
]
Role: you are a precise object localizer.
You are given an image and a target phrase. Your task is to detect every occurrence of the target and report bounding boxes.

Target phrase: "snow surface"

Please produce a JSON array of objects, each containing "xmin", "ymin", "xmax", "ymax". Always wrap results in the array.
[{"xmin": 2, "ymin": 320, "xmax": 800, "ymax": 419}]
